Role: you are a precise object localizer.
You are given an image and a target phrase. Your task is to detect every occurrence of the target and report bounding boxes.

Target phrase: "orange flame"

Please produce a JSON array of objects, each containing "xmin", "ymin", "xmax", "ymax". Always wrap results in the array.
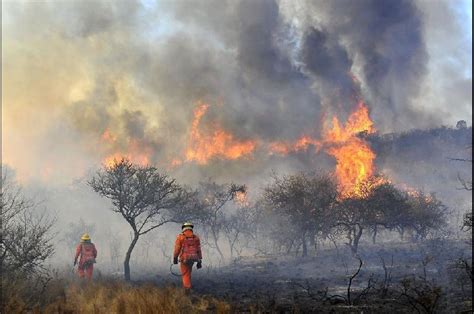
[
  {"xmin": 234, "ymin": 190, "xmax": 250, "ymax": 207},
  {"xmin": 269, "ymin": 135, "xmax": 321, "ymax": 155},
  {"xmin": 265, "ymin": 100, "xmax": 381, "ymax": 198},
  {"xmin": 101, "ymin": 129, "xmax": 151, "ymax": 168},
  {"xmin": 185, "ymin": 102, "xmax": 257, "ymax": 164},
  {"xmin": 103, "ymin": 152, "xmax": 150, "ymax": 168},
  {"xmin": 322, "ymin": 101, "xmax": 378, "ymax": 197}
]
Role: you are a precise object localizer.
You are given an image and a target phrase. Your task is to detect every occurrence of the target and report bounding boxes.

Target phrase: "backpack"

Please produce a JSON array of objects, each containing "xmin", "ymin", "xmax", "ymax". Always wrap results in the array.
[
  {"xmin": 80, "ymin": 243, "xmax": 96, "ymax": 269},
  {"xmin": 181, "ymin": 235, "xmax": 200, "ymax": 263}
]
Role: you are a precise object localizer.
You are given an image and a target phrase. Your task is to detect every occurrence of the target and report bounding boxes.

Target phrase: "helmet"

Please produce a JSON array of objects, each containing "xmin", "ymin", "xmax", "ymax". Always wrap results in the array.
[
  {"xmin": 81, "ymin": 233, "xmax": 91, "ymax": 242},
  {"xmin": 181, "ymin": 222, "xmax": 194, "ymax": 231}
]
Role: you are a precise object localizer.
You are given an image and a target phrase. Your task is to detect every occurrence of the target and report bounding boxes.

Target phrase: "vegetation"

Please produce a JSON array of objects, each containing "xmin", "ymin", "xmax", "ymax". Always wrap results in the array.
[
  {"xmin": 89, "ymin": 159, "xmax": 196, "ymax": 281},
  {"xmin": 44, "ymin": 281, "xmax": 230, "ymax": 314},
  {"xmin": 193, "ymin": 181, "xmax": 245, "ymax": 261},
  {"xmin": 1, "ymin": 156, "xmax": 470, "ymax": 313},
  {"xmin": 263, "ymin": 172, "xmax": 338, "ymax": 257},
  {"xmin": 0, "ymin": 170, "xmax": 55, "ymax": 310}
]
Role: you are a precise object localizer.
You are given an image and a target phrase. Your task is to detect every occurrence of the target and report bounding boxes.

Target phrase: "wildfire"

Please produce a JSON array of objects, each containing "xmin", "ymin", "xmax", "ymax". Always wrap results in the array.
[
  {"xmin": 185, "ymin": 102, "xmax": 257, "ymax": 164},
  {"xmin": 101, "ymin": 129, "xmax": 151, "ymax": 168},
  {"xmin": 269, "ymin": 135, "xmax": 321, "ymax": 155},
  {"xmin": 399, "ymin": 184, "xmax": 434, "ymax": 202},
  {"xmin": 103, "ymin": 153, "xmax": 150, "ymax": 168},
  {"xmin": 234, "ymin": 190, "xmax": 250, "ymax": 207},
  {"xmin": 265, "ymin": 100, "xmax": 380, "ymax": 197},
  {"xmin": 322, "ymin": 101, "xmax": 379, "ymax": 198},
  {"xmin": 98, "ymin": 99, "xmax": 383, "ymax": 199}
]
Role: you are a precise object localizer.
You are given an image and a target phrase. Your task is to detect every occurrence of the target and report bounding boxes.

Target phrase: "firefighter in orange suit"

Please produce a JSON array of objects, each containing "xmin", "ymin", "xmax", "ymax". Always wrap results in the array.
[
  {"xmin": 74, "ymin": 233, "xmax": 97, "ymax": 280},
  {"xmin": 173, "ymin": 222, "xmax": 202, "ymax": 290}
]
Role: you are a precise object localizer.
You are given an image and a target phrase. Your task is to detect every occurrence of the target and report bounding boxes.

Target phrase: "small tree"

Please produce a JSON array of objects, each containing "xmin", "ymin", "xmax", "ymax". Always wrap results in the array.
[
  {"xmin": 221, "ymin": 205, "xmax": 254, "ymax": 260},
  {"xmin": 0, "ymin": 169, "xmax": 55, "ymax": 307},
  {"xmin": 367, "ymin": 182, "xmax": 411, "ymax": 243},
  {"xmin": 195, "ymin": 180, "xmax": 245, "ymax": 262},
  {"xmin": 405, "ymin": 191, "xmax": 448, "ymax": 241},
  {"xmin": 335, "ymin": 196, "xmax": 370, "ymax": 254},
  {"xmin": 450, "ymin": 145, "xmax": 472, "ymax": 232},
  {"xmin": 89, "ymin": 159, "xmax": 194, "ymax": 281},
  {"xmin": 334, "ymin": 177, "xmax": 408, "ymax": 253},
  {"xmin": 263, "ymin": 172, "xmax": 338, "ymax": 257}
]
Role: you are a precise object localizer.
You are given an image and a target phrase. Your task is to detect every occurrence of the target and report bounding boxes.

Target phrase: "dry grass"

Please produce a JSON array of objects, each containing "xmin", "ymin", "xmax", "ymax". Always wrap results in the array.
[{"xmin": 6, "ymin": 280, "xmax": 231, "ymax": 314}]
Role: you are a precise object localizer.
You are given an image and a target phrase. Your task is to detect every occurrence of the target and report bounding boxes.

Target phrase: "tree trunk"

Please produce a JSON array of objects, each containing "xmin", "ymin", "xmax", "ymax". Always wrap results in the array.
[
  {"xmin": 372, "ymin": 225, "xmax": 377, "ymax": 244},
  {"xmin": 399, "ymin": 227, "xmax": 405, "ymax": 241},
  {"xmin": 351, "ymin": 226, "xmax": 363, "ymax": 255},
  {"xmin": 308, "ymin": 232, "xmax": 317, "ymax": 255},
  {"xmin": 302, "ymin": 235, "xmax": 308, "ymax": 257},
  {"xmin": 286, "ymin": 239, "xmax": 294, "ymax": 255},
  {"xmin": 212, "ymin": 227, "xmax": 225, "ymax": 261},
  {"xmin": 347, "ymin": 229, "xmax": 353, "ymax": 249},
  {"xmin": 124, "ymin": 232, "xmax": 140, "ymax": 281}
]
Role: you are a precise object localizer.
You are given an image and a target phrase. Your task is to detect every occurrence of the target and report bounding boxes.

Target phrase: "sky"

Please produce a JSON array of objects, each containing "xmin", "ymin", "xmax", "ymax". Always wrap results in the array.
[{"xmin": 2, "ymin": 0, "xmax": 472, "ymax": 186}]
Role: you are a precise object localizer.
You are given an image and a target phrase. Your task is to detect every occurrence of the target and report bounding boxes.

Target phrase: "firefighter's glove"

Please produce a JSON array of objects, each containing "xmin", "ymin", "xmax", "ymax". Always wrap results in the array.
[
  {"xmin": 197, "ymin": 261, "xmax": 202, "ymax": 269},
  {"xmin": 173, "ymin": 257, "xmax": 178, "ymax": 265}
]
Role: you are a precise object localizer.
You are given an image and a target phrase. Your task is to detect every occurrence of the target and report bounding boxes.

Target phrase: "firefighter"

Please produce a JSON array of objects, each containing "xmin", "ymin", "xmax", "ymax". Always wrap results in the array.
[
  {"xmin": 74, "ymin": 233, "xmax": 97, "ymax": 280},
  {"xmin": 173, "ymin": 222, "xmax": 202, "ymax": 290}
]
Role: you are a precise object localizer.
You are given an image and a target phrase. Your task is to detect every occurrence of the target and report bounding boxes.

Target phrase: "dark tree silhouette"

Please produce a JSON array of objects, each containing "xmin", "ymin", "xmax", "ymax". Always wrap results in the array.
[
  {"xmin": 335, "ymin": 176, "xmax": 448, "ymax": 252},
  {"xmin": 89, "ymin": 159, "xmax": 194, "ymax": 281},
  {"xmin": 404, "ymin": 191, "xmax": 448, "ymax": 241},
  {"xmin": 0, "ymin": 171, "xmax": 55, "ymax": 276},
  {"xmin": 0, "ymin": 169, "xmax": 55, "ymax": 308},
  {"xmin": 263, "ymin": 172, "xmax": 338, "ymax": 257}
]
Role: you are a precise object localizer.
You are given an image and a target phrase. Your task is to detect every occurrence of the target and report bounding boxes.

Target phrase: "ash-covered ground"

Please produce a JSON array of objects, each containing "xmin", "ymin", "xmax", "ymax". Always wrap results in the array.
[{"xmin": 135, "ymin": 239, "xmax": 472, "ymax": 313}]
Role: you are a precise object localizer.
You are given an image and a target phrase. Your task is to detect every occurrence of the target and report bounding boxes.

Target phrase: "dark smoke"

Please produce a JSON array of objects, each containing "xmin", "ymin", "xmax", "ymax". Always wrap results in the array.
[
  {"xmin": 3, "ymin": 0, "xmax": 471, "ymax": 198},
  {"xmin": 320, "ymin": 0, "xmax": 433, "ymax": 130},
  {"xmin": 2, "ymin": 0, "xmax": 471, "ymax": 275}
]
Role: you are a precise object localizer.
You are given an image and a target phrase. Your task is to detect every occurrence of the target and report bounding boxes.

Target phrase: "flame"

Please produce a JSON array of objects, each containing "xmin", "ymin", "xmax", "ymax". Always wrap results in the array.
[
  {"xmin": 101, "ymin": 129, "xmax": 151, "ymax": 168},
  {"xmin": 265, "ymin": 99, "xmax": 382, "ymax": 198},
  {"xmin": 103, "ymin": 152, "xmax": 150, "ymax": 168},
  {"xmin": 322, "ymin": 101, "xmax": 379, "ymax": 198},
  {"xmin": 185, "ymin": 102, "xmax": 257, "ymax": 164},
  {"xmin": 234, "ymin": 190, "xmax": 250, "ymax": 207},
  {"xmin": 398, "ymin": 184, "xmax": 434, "ymax": 202},
  {"xmin": 269, "ymin": 135, "xmax": 321, "ymax": 155}
]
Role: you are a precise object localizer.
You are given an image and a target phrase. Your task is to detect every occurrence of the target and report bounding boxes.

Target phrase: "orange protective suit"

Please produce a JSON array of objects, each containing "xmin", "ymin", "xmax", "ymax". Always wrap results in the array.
[
  {"xmin": 74, "ymin": 242, "xmax": 97, "ymax": 280},
  {"xmin": 173, "ymin": 229, "xmax": 202, "ymax": 289}
]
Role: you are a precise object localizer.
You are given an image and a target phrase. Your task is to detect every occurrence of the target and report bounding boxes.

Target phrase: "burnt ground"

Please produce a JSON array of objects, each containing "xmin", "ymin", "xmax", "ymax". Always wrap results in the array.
[{"xmin": 147, "ymin": 239, "xmax": 472, "ymax": 313}]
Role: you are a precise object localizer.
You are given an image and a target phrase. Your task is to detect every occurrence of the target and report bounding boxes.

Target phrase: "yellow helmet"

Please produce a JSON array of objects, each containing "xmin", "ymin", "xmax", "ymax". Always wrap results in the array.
[
  {"xmin": 181, "ymin": 222, "xmax": 194, "ymax": 231},
  {"xmin": 81, "ymin": 233, "xmax": 91, "ymax": 242}
]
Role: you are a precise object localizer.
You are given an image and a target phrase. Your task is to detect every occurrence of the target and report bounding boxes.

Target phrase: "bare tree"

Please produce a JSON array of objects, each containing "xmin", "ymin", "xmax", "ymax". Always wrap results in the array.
[
  {"xmin": 88, "ymin": 159, "xmax": 194, "ymax": 281},
  {"xmin": 243, "ymin": 200, "xmax": 275, "ymax": 256},
  {"xmin": 222, "ymin": 205, "xmax": 253, "ymax": 260},
  {"xmin": 0, "ymin": 169, "xmax": 55, "ymax": 308},
  {"xmin": 449, "ymin": 145, "xmax": 472, "ymax": 231},
  {"xmin": 195, "ymin": 180, "xmax": 245, "ymax": 261}
]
